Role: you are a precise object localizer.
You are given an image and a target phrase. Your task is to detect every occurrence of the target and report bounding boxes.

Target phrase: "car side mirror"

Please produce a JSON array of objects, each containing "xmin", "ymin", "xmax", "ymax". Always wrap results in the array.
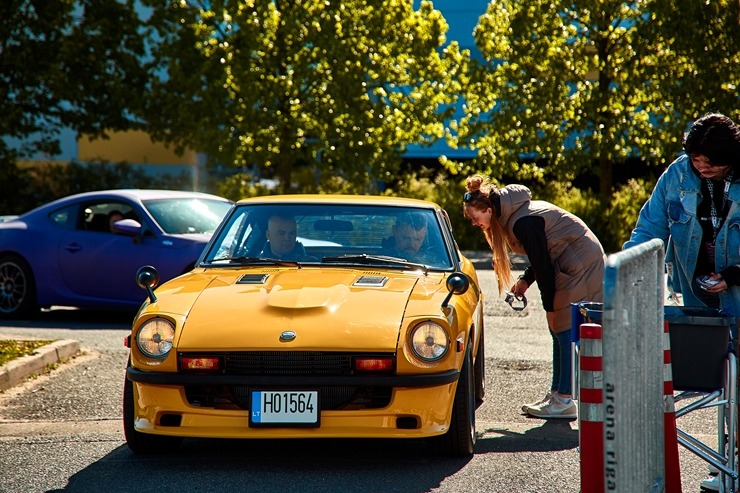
[
  {"xmin": 136, "ymin": 265, "xmax": 160, "ymax": 303},
  {"xmin": 112, "ymin": 219, "xmax": 142, "ymax": 236},
  {"xmin": 441, "ymin": 272, "xmax": 469, "ymax": 308}
]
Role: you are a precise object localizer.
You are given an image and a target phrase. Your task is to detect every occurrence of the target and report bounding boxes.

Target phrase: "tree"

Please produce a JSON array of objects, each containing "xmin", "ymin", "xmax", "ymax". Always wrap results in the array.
[
  {"xmin": 140, "ymin": 0, "xmax": 464, "ymax": 193},
  {"xmin": 453, "ymin": 0, "xmax": 740, "ymax": 200},
  {"xmin": 645, "ymin": 1, "xmax": 740, "ymax": 120},
  {"xmin": 0, "ymin": 0, "xmax": 149, "ymax": 162}
]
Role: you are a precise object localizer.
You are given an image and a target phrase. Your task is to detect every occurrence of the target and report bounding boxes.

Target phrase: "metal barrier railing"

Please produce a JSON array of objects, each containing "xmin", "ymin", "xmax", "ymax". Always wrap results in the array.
[{"xmin": 602, "ymin": 238, "xmax": 666, "ymax": 493}]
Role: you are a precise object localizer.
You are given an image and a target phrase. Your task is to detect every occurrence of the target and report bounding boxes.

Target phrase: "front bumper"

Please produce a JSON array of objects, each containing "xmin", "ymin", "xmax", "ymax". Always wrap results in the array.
[
  {"xmin": 127, "ymin": 367, "xmax": 458, "ymax": 387},
  {"xmin": 126, "ymin": 368, "xmax": 460, "ymax": 439}
]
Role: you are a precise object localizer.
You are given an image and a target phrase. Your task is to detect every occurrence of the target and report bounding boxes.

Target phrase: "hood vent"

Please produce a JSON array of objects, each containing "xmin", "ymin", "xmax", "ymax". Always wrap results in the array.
[
  {"xmin": 354, "ymin": 275, "xmax": 388, "ymax": 287},
  {"xmin": 237, "ymin": 274, "xmax": 270, "ymax": 284}
]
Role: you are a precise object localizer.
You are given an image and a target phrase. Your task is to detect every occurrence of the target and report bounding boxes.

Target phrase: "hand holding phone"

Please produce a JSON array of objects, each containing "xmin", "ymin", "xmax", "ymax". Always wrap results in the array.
[{"xmin": 697, "ymin": 275, "xmax": 721, "ymax": 290}]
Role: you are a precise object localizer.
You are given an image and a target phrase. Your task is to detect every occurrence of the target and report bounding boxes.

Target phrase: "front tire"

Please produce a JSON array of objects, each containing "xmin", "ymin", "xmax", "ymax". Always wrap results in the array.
[
  {"xmin": 123, "ymin": 375, "xmax": 182, "ymax": 454},
  {"xmin": 0, "ymin": 254, "xmax": 38, "ymax": 319},
  {"xmin": 428, "ymin": 344, "xmax": 476, "ymax": 457}
]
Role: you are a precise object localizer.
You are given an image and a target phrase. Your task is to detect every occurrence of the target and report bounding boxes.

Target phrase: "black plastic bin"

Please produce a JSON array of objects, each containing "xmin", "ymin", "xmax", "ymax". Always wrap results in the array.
[
  {"xmin": 571, "ymin": 303, "xmax": 735, "ymax": 392},
  {"xmin": 665, "ymin": 306, "xmax": 735, "ymax": 392}
]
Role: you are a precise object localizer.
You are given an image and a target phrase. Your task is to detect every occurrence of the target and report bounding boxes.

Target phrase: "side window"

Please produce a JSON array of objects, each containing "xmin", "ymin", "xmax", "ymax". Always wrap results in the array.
[
  {"xmin": 80, "ymin": 201, "xmax": 139, "ymax": 233},
  {"xmin": 48, "ymin": 205, "xmax": 77, "ymax": 230}
]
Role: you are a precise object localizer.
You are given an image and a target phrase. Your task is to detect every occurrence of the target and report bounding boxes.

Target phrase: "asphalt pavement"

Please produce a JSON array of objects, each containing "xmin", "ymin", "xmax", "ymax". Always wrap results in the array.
[{"xmin": 0, "ymin": 254, "xmax": 722, "ymax": 492}]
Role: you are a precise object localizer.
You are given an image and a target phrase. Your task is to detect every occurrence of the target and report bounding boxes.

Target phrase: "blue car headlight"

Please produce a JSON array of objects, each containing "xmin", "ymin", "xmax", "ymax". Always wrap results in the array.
[
  {"xmin": 409, "ymin": 321, "xmax": 449, "ymax": 362},
  {"xmin": 136, "ymin": 317, "xmax": 175, "ymax": 359}
]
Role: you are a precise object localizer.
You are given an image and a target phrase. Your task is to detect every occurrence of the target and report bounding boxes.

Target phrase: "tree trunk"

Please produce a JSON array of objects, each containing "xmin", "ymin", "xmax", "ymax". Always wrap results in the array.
[{"xmin": 599, "ymin": 157, "xmax": 613, "ymax": 202}]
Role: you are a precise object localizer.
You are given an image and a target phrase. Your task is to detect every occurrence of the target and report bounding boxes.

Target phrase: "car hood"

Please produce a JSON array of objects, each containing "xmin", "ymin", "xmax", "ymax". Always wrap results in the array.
[{"xmin": 166, "ymin": 268, "xmax": 447, "ymax": 351}]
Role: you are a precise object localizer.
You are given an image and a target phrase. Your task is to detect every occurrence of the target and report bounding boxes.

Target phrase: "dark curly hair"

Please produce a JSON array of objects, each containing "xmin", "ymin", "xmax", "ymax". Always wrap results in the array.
[{"xmin": 683, "ymin": 113, "xmax": 740, "ymax": 168}]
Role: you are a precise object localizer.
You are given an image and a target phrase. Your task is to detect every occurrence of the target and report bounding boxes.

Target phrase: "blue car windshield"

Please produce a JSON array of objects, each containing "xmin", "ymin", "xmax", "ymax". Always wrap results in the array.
[
  {"xmin": 144, "ymin": 198, "xmax": 232, "ymax": 235},
  {"xmin": 203, "ymin": 203, "xmax": 454, "ymax": 270}
]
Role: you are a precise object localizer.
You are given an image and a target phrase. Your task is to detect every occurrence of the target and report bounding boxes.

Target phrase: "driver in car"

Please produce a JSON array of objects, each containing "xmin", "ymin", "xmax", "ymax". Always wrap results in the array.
[
  {"xmin": 260, "ymin": 214, "xmax": 309, "ymax": 260},
  {"xmin": 381, "ymin": 212, "xmax": 432, "ymax": 262}
]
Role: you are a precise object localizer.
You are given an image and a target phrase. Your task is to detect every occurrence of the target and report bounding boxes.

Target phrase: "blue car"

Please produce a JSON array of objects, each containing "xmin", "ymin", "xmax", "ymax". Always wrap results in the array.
[{"xmin": 0, "ymin": 189, "xmax": 233, "ymax": 318}]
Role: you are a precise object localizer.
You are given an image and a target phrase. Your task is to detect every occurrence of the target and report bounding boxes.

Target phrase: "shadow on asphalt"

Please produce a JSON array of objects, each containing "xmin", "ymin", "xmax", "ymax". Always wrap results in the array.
[
  {"xmin": 52, "ymin": 438, "xmax": 472, "ymax": 493},
  {"xmin": 476, "ymin": 420, "xmax": 579, "ymax": 453}
]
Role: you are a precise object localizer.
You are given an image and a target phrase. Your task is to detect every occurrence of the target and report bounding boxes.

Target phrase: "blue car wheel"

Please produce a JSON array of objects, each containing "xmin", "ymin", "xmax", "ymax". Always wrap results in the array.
[{"xmin": 0, "ymin": 254, "xmax": 37, "ymax": 318}]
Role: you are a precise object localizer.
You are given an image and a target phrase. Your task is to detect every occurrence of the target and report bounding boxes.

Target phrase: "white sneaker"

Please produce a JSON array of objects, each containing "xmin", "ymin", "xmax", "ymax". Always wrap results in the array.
[
  {"xmin": 701, "ymin": 474, "xmax": 738, "ymax": 491},
  {"xmin": 521, "ymin": 391, "xmax": 554, "ymax": 413},
  {"xmin": 701, "ymin": 474, "xmax": 718, "ymax": 491},
  {"xmin": 526, "ymin": 394, "xmax": 577, "ymax": 419},
  {"xmin": 701, "ymin": 475, "xmax": 719, "ymax": 491}
]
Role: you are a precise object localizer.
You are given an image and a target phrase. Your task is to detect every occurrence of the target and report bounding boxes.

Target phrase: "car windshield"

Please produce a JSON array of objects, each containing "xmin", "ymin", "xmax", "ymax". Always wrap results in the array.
[
  {"xmin": 143, "ymin": 198, "xmax": 232, "ymax": 235},
  {"xmin": 202, "ymin": 203, "xmax": 454, "ymax": 270}
]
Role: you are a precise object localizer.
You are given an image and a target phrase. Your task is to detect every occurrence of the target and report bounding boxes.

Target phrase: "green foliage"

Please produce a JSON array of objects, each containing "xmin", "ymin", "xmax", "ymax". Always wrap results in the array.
[
  {"xmin": 646, "ymin": 0, "xmax": 740, "ymax": 120},
  {"xmin": 603, "ymin": 178, "xmax": 655, "ymax": 251},
  {"xmin": 454, "ymin": 0, "xmax": 740, "ymax": 200},
  {"xmin": 0, "ymin": 160, "xmax": 192, "ymax": 215},
  {"xmin": 0, "ymin": 155, "xmax": 34, "ymax": 214},
  {"xmin": 0, "ymin": 0, "xmax": 148, "ymax": 160},
  {"xmin": 531, "ymin": 177, "xmax": 654, "ymax": 253},
  {"xmin": 216, "ymin": 173, "xmax": 276, "ymax": 202},
  {"xmin": 140, "ymin": 0, "xmax": 463, "ymax": 192},
  {"xmin": 530, "ymin": 181, "xmax": 604, "ymax": 238}
]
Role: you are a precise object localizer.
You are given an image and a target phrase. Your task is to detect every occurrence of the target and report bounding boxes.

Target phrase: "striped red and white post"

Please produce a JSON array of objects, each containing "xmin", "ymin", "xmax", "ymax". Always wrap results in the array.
[
  {"xmin": 579, "ymin": 322, "xmax": 604, "ymax": 493},
  {"xmin": 663, "ymin": 319, "xmax": 683, "ymax": 493}
]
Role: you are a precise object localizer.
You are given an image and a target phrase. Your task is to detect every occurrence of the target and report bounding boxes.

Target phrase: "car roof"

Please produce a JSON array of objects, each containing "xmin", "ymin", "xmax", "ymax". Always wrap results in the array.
[
  {"xmin": 235, "ymin": 194, "xmax": 442, "ymax": 210},
  {"xmin": 63, "ymin": 189, "xmax": 231, "ymax": 202},
  {"xmin": 19, "ymin": 189, "xmax": 232, "ymax": 217}
]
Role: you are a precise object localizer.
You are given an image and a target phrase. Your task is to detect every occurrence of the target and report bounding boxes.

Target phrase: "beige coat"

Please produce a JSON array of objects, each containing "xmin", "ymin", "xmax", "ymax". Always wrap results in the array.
[{"xmin": 499, "ymin": 185, "xmax": 606, "ymax": 333}]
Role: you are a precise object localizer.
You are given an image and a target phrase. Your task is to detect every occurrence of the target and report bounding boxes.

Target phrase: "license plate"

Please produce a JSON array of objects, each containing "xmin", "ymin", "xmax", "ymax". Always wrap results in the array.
[{"xmin": 249, "ymin": 390, "xmax": 320, "ymax": 427}]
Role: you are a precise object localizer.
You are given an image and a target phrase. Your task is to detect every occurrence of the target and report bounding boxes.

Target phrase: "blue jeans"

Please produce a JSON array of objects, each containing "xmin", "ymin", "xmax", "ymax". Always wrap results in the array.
[{"xmin": 550, "ymin": 330, "xmax": 572, "ymax": 395}]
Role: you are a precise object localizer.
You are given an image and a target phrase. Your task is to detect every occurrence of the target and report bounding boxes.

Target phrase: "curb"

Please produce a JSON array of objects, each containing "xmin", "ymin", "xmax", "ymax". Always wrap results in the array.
[{"xmin": 0, "ymin": 339, "xmax": 80, "ymax": 392}]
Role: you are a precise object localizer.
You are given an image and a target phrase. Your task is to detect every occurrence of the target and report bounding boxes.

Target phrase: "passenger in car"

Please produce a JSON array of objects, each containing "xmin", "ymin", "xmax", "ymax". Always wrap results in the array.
[
  {"xmin": 107, "ymin": 210, "xmax": 124, "ymax": 233},
  {"xmin": 259, "ymin": 214, "xmax": 308, "ymax": 260},
  {"xmin": 380, "ymin": 212, "xmax": 431, "ymax": 261}
]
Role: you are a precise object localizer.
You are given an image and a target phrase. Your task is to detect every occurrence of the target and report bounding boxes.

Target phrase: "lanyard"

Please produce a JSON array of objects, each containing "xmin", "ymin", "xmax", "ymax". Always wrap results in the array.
[{"xmin": 705, "ymin": 172, "xmax": 733, "ymax": 241}]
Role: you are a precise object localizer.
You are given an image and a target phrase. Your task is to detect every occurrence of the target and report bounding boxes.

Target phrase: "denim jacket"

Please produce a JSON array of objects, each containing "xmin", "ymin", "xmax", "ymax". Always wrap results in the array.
[{"xmin": 623, "ymin": 154, "xmax": 740, "ymax": 317}]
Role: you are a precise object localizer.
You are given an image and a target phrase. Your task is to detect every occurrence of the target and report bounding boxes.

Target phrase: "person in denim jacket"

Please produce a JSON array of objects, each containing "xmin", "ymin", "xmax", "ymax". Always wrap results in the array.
[
  {"xmin": 624, "ymin": 113, "xmax": 740, "ymax": 318},
  {"xmin": 626, "ymin": 112, "xmax": 740, "ymax": 493}
]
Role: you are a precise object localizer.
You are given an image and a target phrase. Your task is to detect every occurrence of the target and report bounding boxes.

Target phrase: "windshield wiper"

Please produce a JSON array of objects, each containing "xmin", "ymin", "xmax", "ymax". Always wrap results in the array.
[
  {"xmin": 322, "ymin": 254, "xmax": 428, "ymax": 274},
  {"xmin": 213, "ymin": 256, "xmax": 301, "ymax": 267}
]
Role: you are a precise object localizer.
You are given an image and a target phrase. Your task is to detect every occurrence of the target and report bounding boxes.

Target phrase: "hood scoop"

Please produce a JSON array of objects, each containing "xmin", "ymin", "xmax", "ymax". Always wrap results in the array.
[
  {"xmin": 353, "ymin": 275, "xmax": 388, "ymax": 287},
  {"xmin": 237, "ymin": 273, "xmax": 270, "ymax": 284}
]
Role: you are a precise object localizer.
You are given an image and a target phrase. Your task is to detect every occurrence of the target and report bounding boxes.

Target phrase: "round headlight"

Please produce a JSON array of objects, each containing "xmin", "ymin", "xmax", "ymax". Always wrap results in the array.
[
  {"xmin": 136, "ymin": 318, "xmax": 175, "ymax": 358},
  {"xmin": 410, "ymin": 322, "xmax": 449, "ymax": 362}
]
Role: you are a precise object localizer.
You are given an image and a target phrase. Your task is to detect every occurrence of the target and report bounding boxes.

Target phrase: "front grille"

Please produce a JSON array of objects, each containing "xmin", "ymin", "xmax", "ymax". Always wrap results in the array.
[
  {"xmin": 223, "ymin": 351, "xmax": 354, "ymax": 375},
  {"xmin": 180, "ymin": 351, "xmax": 395, "ymax": 410}
]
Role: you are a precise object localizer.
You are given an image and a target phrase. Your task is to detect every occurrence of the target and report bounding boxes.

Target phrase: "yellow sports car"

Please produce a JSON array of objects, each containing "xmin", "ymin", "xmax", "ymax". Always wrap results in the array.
[{"xmin": 124, "ymin": 195, "xmax": 485, "ymax": 456}]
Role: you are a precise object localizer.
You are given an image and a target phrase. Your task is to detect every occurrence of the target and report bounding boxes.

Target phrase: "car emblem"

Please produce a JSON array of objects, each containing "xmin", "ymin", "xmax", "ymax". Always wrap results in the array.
[{"xmin": 280, "ymin": 331, "xmax": 297, "ymax": 342}]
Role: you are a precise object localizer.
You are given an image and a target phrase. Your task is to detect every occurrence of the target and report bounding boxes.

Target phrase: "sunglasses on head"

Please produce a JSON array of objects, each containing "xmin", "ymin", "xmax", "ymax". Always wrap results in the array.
[{"xmin": 463, "ymin": 191, "xmax": 477, "ymax": 203}]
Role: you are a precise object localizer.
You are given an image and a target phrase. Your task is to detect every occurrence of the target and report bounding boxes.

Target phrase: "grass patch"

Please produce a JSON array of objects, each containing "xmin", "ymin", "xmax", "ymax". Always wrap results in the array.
[{"xmin": 0, "ymin": 339, "xmax": 54, "ymax": 366}]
